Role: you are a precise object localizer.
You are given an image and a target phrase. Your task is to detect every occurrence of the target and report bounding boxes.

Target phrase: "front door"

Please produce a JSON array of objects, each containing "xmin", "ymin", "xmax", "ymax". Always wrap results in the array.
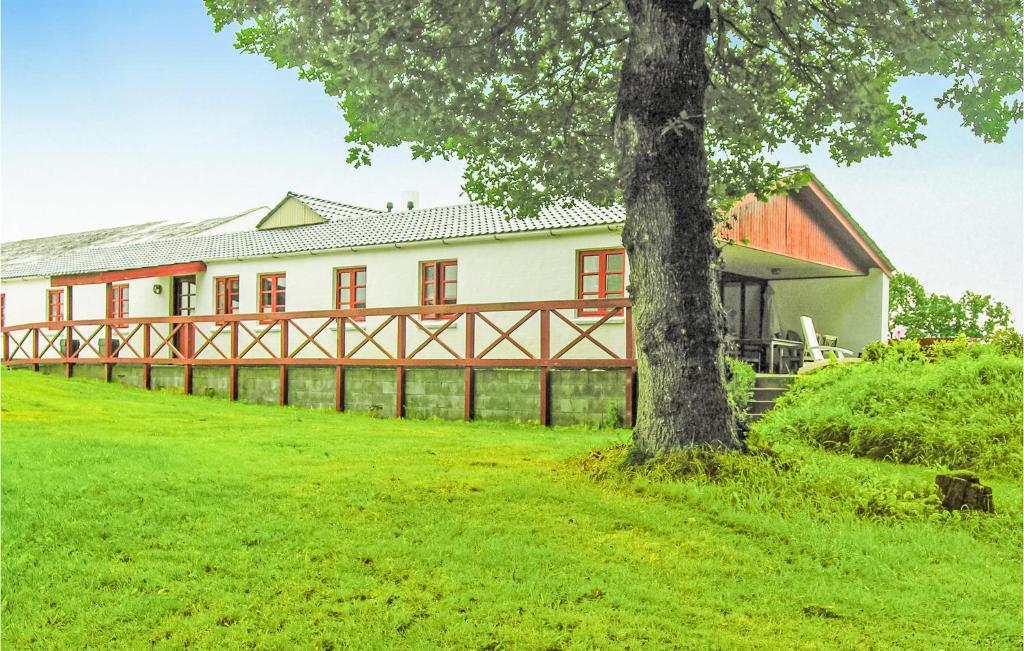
[{"xmin": 172, "ymin": 276, "xmax": 197, "ymax": 358}]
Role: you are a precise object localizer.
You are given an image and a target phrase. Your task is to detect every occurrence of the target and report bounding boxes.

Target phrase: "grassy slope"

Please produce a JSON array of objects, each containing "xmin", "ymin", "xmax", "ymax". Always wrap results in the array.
[{"xmin": 2, "ymin": 371, "xmax": 1020, "ymax": 649}]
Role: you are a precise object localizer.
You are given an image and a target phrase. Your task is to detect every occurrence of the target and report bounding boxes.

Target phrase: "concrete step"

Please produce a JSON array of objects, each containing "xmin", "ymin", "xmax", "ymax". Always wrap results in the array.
[
  {"xmin": 749, "ymin": 399, "xmax": 777, "ymax": 415},
  {"xmin": 752, "ymin": 386, "xmax": 788, "ymax": 401},
  {"xmin": 747, "ymin": 374, "xmax": 796, "ymax": 421},
  {"xmin": 754, "ymin": 373, "xmax": 796, "ymax": 390}
]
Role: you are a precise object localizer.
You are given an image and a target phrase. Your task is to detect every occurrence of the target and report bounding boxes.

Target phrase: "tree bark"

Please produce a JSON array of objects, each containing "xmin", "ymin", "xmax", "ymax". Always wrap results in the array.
[{"xmin": 614, "ymin": 0, "xmax": 740, "ymax": 457}]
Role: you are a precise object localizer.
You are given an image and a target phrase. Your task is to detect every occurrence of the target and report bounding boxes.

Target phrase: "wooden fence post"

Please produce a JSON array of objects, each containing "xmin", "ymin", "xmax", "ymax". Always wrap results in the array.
[
  {"xmin": 539, "ymin": 309, "xmax": 551, "ymax": 426},
  {"xmin": 335, "ymin": 316, "xmax": 346, "ymax": 412},
  {"xmin": 464, "ymin": 313, "xmax": 475, "ymax": 420},
  {"xmin": 229, "ymin": 321, "xmax": 238, "ymax": 401},
  {"xmin": 279, "ymin": 318, "xmax": 289, "ymax": 406},
  {"xmin": 142, "ymin": 324, "xmax": 152, "ymax": 390},
  {"xmin": 395, "ymin": 315, "xmax": 406, "ymax": 418}
]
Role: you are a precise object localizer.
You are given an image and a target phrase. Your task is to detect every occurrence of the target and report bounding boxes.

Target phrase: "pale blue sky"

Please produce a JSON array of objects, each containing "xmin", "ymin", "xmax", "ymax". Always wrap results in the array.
[{"xmin": 2, "ymin": 0, "xmax": 1021, "ymax": 321}]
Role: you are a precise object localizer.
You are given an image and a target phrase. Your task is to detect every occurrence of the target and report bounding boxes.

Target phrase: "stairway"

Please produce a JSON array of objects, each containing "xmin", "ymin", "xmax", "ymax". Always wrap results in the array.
[{"xmin": 748, "ymin": 374, "xmax": 796, "ymax": 421}]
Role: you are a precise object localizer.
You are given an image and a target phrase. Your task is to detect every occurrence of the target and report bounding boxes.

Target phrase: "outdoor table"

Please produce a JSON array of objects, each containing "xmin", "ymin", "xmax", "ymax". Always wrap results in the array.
[{"xmin": 737, "ymin": 338, "xmax": 803, "ymax": 374}]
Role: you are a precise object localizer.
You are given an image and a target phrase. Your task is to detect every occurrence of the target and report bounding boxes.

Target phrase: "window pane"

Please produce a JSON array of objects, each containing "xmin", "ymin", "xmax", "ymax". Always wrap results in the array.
[
  {"xmin": 277, "ymin": 277, "xmax": 285, "ymax": 290},
  {"xmin": 582, "ymin": 255, "xmax": 598, "ymax": 273},
  {"xmin": 606, "ymin": 274, "xmax": 623, "ymax": 293},
  {"xmin": 443, "ymin": 283, "xmax": 457, "ymax": 299},
  {"xmin": 443, "ymin": 264, "xmax": 457, "ymax": 281},
  {"xmin": 338, "ymin": 288, "xmax": 350, "ymax": 304},
  {"xmin": 722, "ymin": 284, "xmax": 741, "ymax": 336},
  {"xmin": 355, "ymin": 287, "xmax": 366, "ymax": 302},
  {"xmin": 424, "ymin": 265, "xmax": 435, "ymax": 281},
  {"xmin": 607, "ymin": 253, "xmax": 624, "ymax": 272},
  {"xmin": 583, "ymin": 275, "xmax": 598, "ymax": 293},
  {"xmin": 744, "ymin": 283, "xmax": 762, "ymax": 338},
  {"xmin": 262, "ymin": 277, "xmax": 272, "ymax": 291},
  {"xmin": 355, "ymin": 270, "xmax": 366, "ymax": 285}
]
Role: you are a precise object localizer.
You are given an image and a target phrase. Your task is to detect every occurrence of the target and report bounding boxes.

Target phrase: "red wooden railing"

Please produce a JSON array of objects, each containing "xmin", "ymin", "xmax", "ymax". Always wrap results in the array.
[{"xmin": 2, "ymin": 298, "xmax": 636, "ymax": 426}]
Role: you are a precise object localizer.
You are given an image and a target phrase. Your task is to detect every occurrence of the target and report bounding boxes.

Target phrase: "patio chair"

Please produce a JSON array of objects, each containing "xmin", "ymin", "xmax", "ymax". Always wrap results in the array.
[{"xmin": 800, "ymin": 315, "xmax": 854, "ymax": 362}]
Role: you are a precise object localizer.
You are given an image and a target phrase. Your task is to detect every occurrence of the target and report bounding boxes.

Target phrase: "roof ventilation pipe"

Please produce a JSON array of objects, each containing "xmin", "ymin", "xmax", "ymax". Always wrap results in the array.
[
  {"xmin": 386, "ymin": 201, "xmax": 394, "ymax": 212},
  {"xmin": 401, "ymin": 190, "xmax": 420, "ymax": 211}
]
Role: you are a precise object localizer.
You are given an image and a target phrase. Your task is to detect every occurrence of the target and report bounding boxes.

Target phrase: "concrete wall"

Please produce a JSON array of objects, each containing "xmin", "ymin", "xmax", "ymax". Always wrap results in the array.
[
  {"xmin": 26, "ymin": 363, "xmax": 630, "ymax": 427},
  {"xmin": 769, "ymin": 268, "xmax": 889, "ymax": 353}
]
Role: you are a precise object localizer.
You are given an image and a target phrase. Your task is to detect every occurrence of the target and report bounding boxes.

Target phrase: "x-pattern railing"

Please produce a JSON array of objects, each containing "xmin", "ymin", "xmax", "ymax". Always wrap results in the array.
[
  {"xmin": 2, "ymin": 298, "xmax": 636, "ymax": 426},
  {"xmin": 3, "ymin": 299, "xmax": 632, "ymax": 366}
]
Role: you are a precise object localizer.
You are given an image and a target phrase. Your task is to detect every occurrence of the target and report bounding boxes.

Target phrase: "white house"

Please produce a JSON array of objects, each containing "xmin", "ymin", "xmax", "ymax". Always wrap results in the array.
[
  {"xmin": 1, "ymin": 173, "xmax": 890, "ymax": 352},
  {"xmin": 0, "ymin": 171, "xmax": 891, "ymax": 425}
]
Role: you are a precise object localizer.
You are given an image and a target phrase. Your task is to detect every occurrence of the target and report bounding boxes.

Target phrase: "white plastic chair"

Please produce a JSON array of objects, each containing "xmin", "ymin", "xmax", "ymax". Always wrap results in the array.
[{"xmin": 800, "ymin": 315, "xmax": 854, "ymax": 361}]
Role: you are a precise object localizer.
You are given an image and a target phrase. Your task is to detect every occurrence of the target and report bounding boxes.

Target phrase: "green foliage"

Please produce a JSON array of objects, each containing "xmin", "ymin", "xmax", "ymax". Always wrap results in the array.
[
  {"xmin": 889, "ymin": 271, "xmax": 1015, "ymax": 338},
  {"xmin": 599, "ymin": 399, "xmax": 621, "ymax": 429},
  {"xmin": 990, "ymin": 327, "xmax": 1024, "ymax": 357},
  {"xmin": 862, "ymin": 339, "xmax": 927, "ymax": 363},
  {"xmin": 4, "ymin": 370, "xmax": 1021, "ymax": 648},
  {"xmin": 573, "ymin": 441, "xmax": 1015, "ymax": 528},
  {"xmin": 754, "ymin": 348, "xmax": 1023, "ymax": 478},
  {"xmin": 204, "ymin": 0, "xmax": 1022, "ymax": 219},
  {"xmin": 725, "ymin": 357, "xmax": 756, "ymax": 422}
]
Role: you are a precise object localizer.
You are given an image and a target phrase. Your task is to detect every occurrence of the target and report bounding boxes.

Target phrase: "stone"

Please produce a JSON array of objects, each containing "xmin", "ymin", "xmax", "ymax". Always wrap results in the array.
[{"xmin": 935, "ymin": 472, "xmax": 994, "ymax": 513}]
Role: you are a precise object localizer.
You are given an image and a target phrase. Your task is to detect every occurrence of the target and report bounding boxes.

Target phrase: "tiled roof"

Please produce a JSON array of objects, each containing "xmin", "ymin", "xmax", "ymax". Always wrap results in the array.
[
  {"xmin": 1, "ymin": 207, "xmax": 268, "ymax": 274},
  {"xmin": 290, "ymin": 193, "xmax": 383, "ymax": 220},
  {"xmin": 1, "ymin": 199, "xmax": 624, "ymax": 280}
]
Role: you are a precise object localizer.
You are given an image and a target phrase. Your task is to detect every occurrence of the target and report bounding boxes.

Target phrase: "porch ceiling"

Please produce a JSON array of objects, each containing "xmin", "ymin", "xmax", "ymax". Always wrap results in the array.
[{"xmin": 720, "ymin": 243, "xmax": 864, "ymax": 280}]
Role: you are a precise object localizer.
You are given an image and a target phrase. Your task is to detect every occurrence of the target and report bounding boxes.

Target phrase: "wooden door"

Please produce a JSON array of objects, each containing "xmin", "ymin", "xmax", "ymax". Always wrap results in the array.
[{"xmin": 172, "ymin": 276, "xmax": 197, "ymax": 358}]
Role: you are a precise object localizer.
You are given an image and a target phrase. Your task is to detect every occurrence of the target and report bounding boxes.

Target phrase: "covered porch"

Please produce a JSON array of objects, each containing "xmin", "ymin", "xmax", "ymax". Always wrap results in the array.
[{"xmin": 719, "ymin": 243, "xmax": 889, "ymax": 374}]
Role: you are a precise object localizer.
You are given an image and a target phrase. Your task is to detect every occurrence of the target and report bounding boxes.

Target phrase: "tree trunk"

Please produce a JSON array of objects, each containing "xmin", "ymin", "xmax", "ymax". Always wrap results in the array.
[{"xmin": 614, "ymin": 0, "xmax": 740, "ymax": 457}]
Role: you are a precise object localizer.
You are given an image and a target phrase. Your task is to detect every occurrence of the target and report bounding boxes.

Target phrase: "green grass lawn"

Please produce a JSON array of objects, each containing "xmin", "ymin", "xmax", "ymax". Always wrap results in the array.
[{"xmin": 2, "ymin": 370, "xmax": 1021, "ymax": 649}]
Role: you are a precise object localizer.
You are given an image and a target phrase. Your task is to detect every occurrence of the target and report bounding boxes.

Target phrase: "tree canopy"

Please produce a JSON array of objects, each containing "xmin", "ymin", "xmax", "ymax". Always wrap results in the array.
[
  {"xmin": 206, "ymin": 0, "xmax": 1021, "ymax": 218},
  {"xmin": 889, "ymin": 271, "xmax": 1015, "ymax": 339},
  {"xmin": 206, "ymin": 0, "xmax": 1022, "ymax": 455}
]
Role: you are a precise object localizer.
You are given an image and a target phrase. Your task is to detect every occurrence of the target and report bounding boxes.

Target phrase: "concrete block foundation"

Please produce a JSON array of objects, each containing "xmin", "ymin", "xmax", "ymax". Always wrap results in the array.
[{"xmin": 17, "ymin": 363, "xmax": 631, "ymax": 427}]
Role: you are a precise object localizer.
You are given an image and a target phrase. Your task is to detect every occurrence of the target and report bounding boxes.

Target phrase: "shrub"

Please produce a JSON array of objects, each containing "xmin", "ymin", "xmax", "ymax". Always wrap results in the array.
[
  {"xmin": 862, "ymin": 339, "xmax": 927, "ymax": 363},
  {"xmin": 989, "ymin": 327, "xmax": 1023, "ymax": 357},
  {"xmin": 725, "ymin": 358, "xmax": 756, "ymax": 423},
  {"xmin": 753, "ymin": 347, "xmax": 1023, "ymax": 478}
]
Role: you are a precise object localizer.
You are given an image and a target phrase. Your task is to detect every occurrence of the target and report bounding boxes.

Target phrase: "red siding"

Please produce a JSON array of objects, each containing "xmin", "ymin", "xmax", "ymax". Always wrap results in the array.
[{"xmin": 717, "ymin": 190, "xmax": 867, "ymax": 273}]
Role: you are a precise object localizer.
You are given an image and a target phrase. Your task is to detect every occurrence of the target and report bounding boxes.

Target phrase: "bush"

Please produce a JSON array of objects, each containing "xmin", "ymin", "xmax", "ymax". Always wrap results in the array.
[
  {"xmin": 752, "ymin": 347, "xmax": 1022, "ymax": 478},
  {"xmin": 862, "ymin": 339, "xmax": 927, "ymax": 363},
  {"xmin": 725, "ymin": 358, "xmax": 756, "ymax": 423},
  {"xmin": 989, "ymin": 327, "xmax": 1023, "ymax": 357}
]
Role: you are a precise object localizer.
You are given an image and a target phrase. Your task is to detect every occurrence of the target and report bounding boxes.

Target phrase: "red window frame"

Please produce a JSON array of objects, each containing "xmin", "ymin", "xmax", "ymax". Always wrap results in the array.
[
  {"xmin": 108, "ymin": 283, "xmax": 129, "ymax": 322},
  {"xmin": 0, "ymin": 293, "xmax": 5, "ymax": 327},
  {"xmin": 47, "ymin": 288, "xmax": 65, "ymax": 327},
  {"xmin": 258, "ymin": 273, "xmax": 286, "ymax": 320},
  {"xmin": 335, "ymin": 267, "xmax": 367, "ymax": 320},
  {"xmin": 420, "ymin": 260, "xmax": 457, "ymax": 319},
  {"xmin": 215, "ymin": 276, "xmax": 240, "ymax": 323},
  {"xmin": 577, "ymin": 248, "xmax": 626, "ymax": 316}
]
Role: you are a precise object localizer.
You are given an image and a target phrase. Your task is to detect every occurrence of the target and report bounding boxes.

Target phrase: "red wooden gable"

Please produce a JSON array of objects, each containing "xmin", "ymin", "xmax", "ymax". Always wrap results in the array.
[{"xmin": 717, "ymin": 181, "xmax": 891, "ymax": 275}]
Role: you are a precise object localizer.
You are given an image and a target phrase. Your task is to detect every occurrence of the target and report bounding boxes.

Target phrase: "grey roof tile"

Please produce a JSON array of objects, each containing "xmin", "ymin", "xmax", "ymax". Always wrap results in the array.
[{"xmin": 1, "ymin": 197, "xmax": 624, "ymax": 280}]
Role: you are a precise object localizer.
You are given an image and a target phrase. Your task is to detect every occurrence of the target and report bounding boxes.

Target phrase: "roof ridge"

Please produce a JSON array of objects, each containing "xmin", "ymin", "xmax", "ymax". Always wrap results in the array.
[{"xmin": 289, "ymin": 192, "xmax": 384, "ymax": 214}]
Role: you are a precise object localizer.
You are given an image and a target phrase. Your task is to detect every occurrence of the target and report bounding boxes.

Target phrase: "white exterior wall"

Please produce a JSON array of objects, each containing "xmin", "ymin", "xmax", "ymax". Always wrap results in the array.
[
  {"xmin": 768, "ymin": 267, "xmax": 889, "ymax": 353},
  {"xmin": 3, "ymin": 227, "xmax": 890, "ymax": 363},
  {"xmin": 197, "ymin": 227, "xmax": 623, "ymax": 313},
  {"xmin": 191, "ymin": 228, "xmax": 628, "ymax": 361},
  {"xmin": 1, "ymin": 277, "xmax": 50, "ymax": 327},
  {"xmin": 3, "ymin": 227, "xmax": 630, "ymax": 363}
]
